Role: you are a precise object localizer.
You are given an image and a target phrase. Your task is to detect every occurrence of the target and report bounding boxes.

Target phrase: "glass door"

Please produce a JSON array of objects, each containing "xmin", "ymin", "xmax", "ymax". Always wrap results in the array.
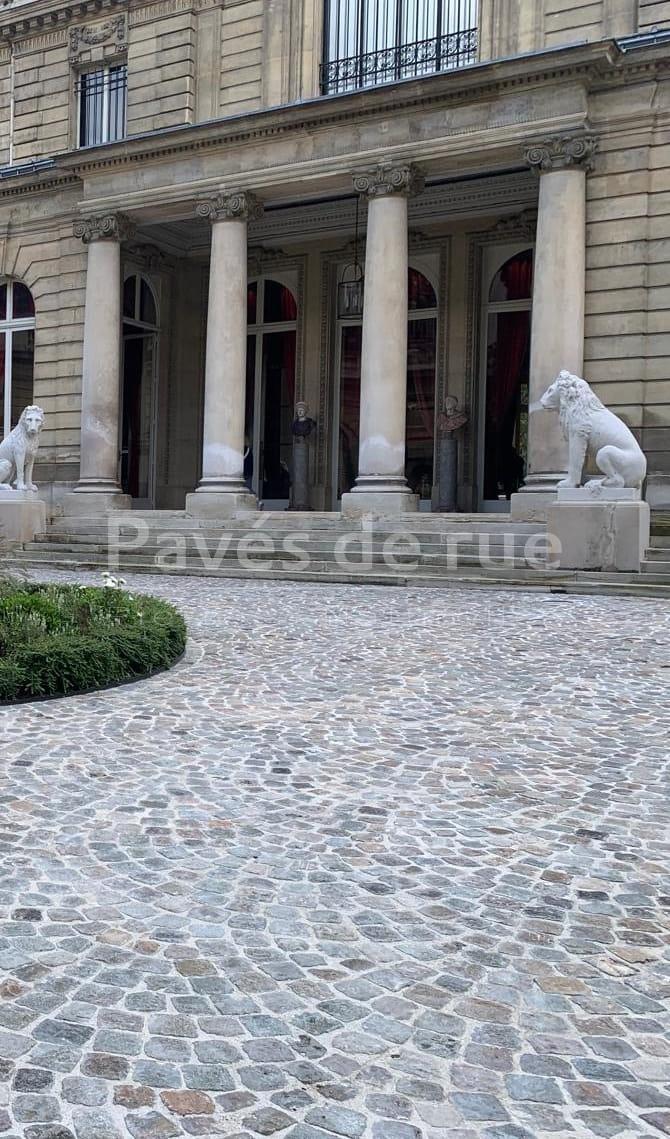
[
  {"xmin": 479, "ymin": 247, "xmax": 533, "ymax": 512},
  {"xmin": 245, "ymin": 279, "xmax": 298, "ymax": 509},
  {"xmin": 121, "ymin": 274, "xmax": 159, "ymax": 507},
  {"xmin": 121, "ymin": 332, "xmax": 157, "ymax": 505}
]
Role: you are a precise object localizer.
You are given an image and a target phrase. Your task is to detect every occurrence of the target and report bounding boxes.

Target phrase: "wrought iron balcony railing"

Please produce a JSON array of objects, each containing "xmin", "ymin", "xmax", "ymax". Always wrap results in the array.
[{"xmin": 321, "ymin": 26, "xmax": 478, "ymax": 95}]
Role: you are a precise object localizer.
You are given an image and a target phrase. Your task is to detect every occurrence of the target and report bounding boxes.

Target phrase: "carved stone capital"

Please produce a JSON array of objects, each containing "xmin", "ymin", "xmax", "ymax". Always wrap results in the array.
[
  {"xmin": 353, "ymin": 164, "xmax": 425, "ymax": 199},
  {"xmin": 74, "ymin": 213, "xmax": 135, "ymax": 244},
  {"xmin": 196, "ymin": 191, "xmax": 263, "ymax": 223},
  {"xmin": 524, "ymin": 134, "xmax": 598, "ymax": 174}
]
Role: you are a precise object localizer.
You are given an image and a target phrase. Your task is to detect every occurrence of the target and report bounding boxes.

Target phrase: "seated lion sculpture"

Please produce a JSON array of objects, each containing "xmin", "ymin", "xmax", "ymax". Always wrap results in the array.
[
  {"xmin": 540, "ymin": 371, "xmax": 647, "ymax": 490},
  {"xmin": 0, "ymin": 405, "xmax": 45, "ymax": 492}
]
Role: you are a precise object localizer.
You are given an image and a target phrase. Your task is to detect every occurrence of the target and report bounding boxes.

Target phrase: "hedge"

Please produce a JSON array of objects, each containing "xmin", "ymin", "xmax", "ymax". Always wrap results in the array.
[{"xmin": 0, "ymin": 579, "xmax": 186, "ymax": 701}]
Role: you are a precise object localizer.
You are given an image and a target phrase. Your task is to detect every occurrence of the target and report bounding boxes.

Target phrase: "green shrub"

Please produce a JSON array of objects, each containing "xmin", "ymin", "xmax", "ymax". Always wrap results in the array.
[{"xmin": 0, "ymin": 580, "xmax": 186, "ymax": 702}]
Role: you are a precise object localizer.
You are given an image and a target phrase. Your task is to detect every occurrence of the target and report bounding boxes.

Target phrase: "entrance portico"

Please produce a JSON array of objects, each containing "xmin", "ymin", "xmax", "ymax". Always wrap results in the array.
[{"xmin": 63, "ymin": 136, "xmax": 594, "ymax": 522}]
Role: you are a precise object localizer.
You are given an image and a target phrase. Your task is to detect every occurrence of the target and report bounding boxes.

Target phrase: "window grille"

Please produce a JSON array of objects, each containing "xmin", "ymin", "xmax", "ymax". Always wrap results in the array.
[
  {"xmin": 321, "ymin": 0, "xmax": 477, "ymax": 95},
  {"xmin": 76, "ymin": 65, "xmax": 127, "ymax": 148}
]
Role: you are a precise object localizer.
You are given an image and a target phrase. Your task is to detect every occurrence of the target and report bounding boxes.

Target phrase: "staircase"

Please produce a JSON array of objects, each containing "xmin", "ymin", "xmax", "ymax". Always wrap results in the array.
[{"xmin": 4, "ymin": 509, "xmax": 670, "ymax": 596}]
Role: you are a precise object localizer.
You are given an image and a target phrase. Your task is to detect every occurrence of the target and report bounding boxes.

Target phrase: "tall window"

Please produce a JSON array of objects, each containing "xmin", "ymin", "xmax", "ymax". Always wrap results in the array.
[
  {"xmin": 77, "ymin": 64, "xmax": 127, "ymax": 147},
  {"xmin": 322, "ymin": 0, "xmax": 478, "ymax": 94},
  {"xmin": 0, "ymin": 280, "xmax": 35, "ymax": 436}
]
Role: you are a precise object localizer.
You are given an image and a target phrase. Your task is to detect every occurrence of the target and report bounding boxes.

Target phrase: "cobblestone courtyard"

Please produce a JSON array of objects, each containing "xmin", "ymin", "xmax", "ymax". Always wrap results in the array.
[{"xmin": 1, "ymin": 572, "xmax": 669, "ymax": 1139}]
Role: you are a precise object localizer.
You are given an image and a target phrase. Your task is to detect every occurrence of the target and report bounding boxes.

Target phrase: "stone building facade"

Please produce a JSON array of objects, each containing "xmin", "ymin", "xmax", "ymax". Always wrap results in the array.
[{"xmin": 0, "ymin": 0, "xmax": 668, "ymax": 517}]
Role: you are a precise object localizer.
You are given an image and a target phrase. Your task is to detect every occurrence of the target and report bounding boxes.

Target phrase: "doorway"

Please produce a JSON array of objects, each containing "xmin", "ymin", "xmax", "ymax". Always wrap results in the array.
[
  {"xmin": 479, "ymin": 245, "xmax": 533, "ymax": 512},
  {"xmin": 245, "ymin": 278, "xmax": 298, "ymax": 508},
  {"xmin": 121, "ymin": 274, "xmax": 159, "ymax": 506}
]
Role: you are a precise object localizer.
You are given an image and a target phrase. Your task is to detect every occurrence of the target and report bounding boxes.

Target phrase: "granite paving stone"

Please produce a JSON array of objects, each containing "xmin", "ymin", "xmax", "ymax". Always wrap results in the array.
[{"xmin": 1, "ymin": 570, "xmax": 669, "ymax": 1139}]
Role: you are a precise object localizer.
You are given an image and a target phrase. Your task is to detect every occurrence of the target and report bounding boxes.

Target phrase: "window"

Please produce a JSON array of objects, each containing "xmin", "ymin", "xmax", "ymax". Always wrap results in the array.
[
  {"xmin": 322, "ymin": 0, "xmax": 478, "ymax": 94},
  {"xmin": 0, "ymin": 280, "xmax": 35, "ymax": 436},
  {"xmin": 77, "ymin": 64, "xmax": 127, "ymax": 147}
]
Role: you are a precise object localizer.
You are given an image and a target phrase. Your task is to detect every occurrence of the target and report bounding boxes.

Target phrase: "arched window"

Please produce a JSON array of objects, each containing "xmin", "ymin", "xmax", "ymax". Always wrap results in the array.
[
  {"xmin": 0, "ymin": 279, "xmax": 35, "ymax": 434},
  {"xmin": 488, "ymin": 248, "xmax": 534, "ymax": 303},
  {"xmin": 123, "ymin": 273, "xmax": 158, "ymax": 328}
]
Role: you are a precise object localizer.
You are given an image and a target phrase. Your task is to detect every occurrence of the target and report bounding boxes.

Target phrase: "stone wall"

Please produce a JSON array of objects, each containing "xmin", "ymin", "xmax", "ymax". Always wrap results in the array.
[
  {"xmin": 0, "ymin": 189, "xmax": 86, "ymax": 504},
  {"xmin": 0, "ymin": 0, "xmax": 669, "ymax": 166},
  {"xmin": 585, "ymin": 75, "xmax": 670, "ymax": 506},
  {"xmin": 127, "ymin": 4, "xmax": 197, "ymax": 134}
]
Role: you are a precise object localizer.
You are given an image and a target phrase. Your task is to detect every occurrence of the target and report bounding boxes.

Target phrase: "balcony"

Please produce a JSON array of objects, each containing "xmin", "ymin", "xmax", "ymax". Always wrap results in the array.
[{"xmin": 321, "ymin": 1, "xmax": 478, "ymax": 96}]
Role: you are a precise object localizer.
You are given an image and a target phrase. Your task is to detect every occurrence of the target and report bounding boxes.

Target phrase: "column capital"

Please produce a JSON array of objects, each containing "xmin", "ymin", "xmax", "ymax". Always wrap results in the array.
[
  {"xmin": 524, "ymin": 134, "xmax": 598, "ymax": 174},
  {"xmin": 353, "ymin": 163, "xmax": 425, "ymax": 199},
  {"xmin": 73, "ymin": 213, "xmax": 135, "ymax": 244},
  {"xmin": 196, "ymin": 191, "xmax": 263, "ymax": 223}
]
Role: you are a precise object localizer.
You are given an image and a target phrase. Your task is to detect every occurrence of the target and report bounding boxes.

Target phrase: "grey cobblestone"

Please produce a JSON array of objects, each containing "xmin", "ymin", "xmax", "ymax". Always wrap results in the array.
[{"xmin": 1, "ymin": 572, "xmax": 669, "ymax": 1139}]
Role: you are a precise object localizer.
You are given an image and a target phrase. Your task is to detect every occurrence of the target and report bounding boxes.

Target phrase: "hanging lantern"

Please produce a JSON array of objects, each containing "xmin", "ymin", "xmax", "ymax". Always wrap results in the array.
[
  {"xmin": 337, "ymin": 195, "xmax": 365, "ymax": 319},
  {"xmin": 338, "ymin": 262, "xmax": 364, "ymax": 318}
]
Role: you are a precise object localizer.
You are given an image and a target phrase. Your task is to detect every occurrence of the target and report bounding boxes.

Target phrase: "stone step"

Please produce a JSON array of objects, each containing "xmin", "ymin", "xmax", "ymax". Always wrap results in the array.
[
  {"xmin": 47, "ymin": 514, "xmax": 544, "ymax": 537},
  {"xmin": 12, "ymin": 543, "xmax": 549, "ymax": 571},
  {"xmin": 8, "ymin": 551, "xmax": 670, "ymax": 598},
  {"xmin": 30, "ymin": 535, "xmax": 541, "ymax": 559}
]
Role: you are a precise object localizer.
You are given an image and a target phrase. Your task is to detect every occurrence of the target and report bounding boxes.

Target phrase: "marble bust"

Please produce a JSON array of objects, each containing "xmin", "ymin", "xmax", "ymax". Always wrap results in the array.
[
  {"xmin": 292, "ymin": 401, "xmax": 316, "ymax": 439},
  {"xmin": 438, "ymin": 395, "xmax": 468, "ymax": 436}
]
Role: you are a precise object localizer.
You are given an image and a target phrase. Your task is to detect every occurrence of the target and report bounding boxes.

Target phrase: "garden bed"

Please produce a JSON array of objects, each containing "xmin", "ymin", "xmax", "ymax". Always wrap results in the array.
[{"xmin": 0, "ymin": 578, "xmax": 186, "ymax": 702}]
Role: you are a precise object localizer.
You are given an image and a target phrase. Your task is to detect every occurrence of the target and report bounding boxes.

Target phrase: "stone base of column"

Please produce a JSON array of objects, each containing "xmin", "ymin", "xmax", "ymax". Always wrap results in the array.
[
  {"xmin": 185, "ymin": 484, "xmax": 258, "ymax": 519},
  {"xmin": 341, "ymin": 478, "xmax": 419, "ymax": 518},
  {"xmin": 63, "ymin": 485, "xmax": 131, "ymax": 516},
  {"xmin": 548, "ymin": 492, "xmax": 649, "ymax": 572},
  {"xmin": 510, "ymin": 474, "xmax": 567, "ymax": 521},
  {"xmin": 0, "ymin": 492, "xmax": 46, "ymax": 541}
]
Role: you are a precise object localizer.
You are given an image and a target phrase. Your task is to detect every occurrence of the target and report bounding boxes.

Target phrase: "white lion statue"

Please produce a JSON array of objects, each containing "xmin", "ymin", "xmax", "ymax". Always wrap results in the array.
[
  {"xmin": 0, "ymin": 405, "xmax": 45, "ymax": 492},
  {"xmin": 541, "ymin": 371, "xmax": 647, "ymax": 490}
]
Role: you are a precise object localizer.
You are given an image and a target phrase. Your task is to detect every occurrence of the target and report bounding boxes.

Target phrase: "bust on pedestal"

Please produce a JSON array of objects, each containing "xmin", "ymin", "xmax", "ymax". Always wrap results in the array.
[
  {"xmin": 289, "ymin": 402, "xmax": 316, "ymax": 511},
  {"xmin": 0, "ymin": 405, "xmax": 47, "ymax": 541},
  {"xmin": 434, "ymin": 395, "xmax": 468, "ymax": 513},
  {"xmin": 542, "ymin": 371, "xmax": 649, "ymax": 571}
]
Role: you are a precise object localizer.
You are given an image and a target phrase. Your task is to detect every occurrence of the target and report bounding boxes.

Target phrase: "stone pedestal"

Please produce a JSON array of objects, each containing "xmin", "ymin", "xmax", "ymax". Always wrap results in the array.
[
  {"xmin": 62, "ymin": 489, "xmax": 131, "ymax": 515},
  {"xmin": 436, "ymin": 435, "xmax": 458, "ymax": 512},
  {"xmin": 548, "ymin": 487, "xmax": 650, "ymax": 572},
  {"xmin": 185, "ymin": 489, "xmax": 256, "ymax": 519},
  {"xmin": 0, "ymin": 493, "xmax": 46, "ymax": 541},
  {"xmin": 291, "ymin": 437, "xmax": 311, "ymax": 511}
]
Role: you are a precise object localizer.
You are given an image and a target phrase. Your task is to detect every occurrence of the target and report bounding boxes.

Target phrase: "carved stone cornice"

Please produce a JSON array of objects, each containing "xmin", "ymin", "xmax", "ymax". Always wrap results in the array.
[
  {"xmin": 195, "ymin": 192, "xmax": 263, "ymax": 223},
  {"xmin": 69, "ymin": 14, "xmax": 127, "ymax": 62},
  {"xmin": 73, "ymin": 213, "xmax": 135, "ymax": 244},
  {"xmin": 353, "ymin": 164, "xmax": 425, "ymax": 199},
  {"xmin": 524, "ymin": 134, "xmax": 598, "ymax": 174}
]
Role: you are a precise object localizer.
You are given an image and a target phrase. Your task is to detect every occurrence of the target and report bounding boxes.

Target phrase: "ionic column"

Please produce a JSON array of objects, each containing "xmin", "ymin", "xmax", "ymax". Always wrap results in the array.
[
  {"xmin": 341, "ymin": 164, "xmax": 423, "ymax": 517},
  {"xmin": 65, "ymin": 213, "xmax": 133, "ymax": 514},
  {"xmin": 185, "ymin": 191, "xmax": 261, "ymax": 518},
  {"xmin": 511, "ymin": 134, "xmax": 597, "ymax": 519}
]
